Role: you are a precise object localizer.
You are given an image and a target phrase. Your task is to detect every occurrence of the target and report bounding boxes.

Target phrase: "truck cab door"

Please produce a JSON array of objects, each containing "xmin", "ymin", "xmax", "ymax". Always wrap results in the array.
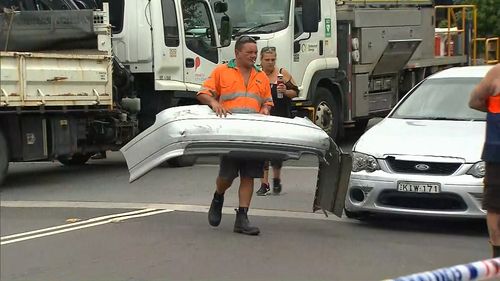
[
  {"xmin": 179, "ymin": 0, "xmax": 220, "ymax": 89},
  {"xmin": 151, "ymin": 0, "xmax": 219, "ymax": 92},
  {"xmin": 150, "ymin": 0, "xmax": 185, "ymax": 88},
  {"xmin": 290, "ymin": 0, "xmax": 333, "ymax": 87}
]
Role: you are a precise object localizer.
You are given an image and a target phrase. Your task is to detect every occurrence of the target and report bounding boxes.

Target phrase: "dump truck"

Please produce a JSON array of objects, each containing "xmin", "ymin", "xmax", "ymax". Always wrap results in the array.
[{"xmin": 0, "ymin": 1, "xmax": 232, "ymax": 185}]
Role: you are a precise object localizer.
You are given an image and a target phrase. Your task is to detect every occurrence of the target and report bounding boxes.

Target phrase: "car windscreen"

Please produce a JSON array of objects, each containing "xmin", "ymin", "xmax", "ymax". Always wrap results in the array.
[{"xmin": 390, "ymin": 77, "xmax": 486, "ymax": 121}]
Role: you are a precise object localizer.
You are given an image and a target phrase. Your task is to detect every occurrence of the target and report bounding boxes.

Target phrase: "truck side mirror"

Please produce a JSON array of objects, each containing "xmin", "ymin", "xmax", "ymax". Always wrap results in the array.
[
  {"xmin": 219, "ymin": 14, "xmax": 232, "ymax": 47},
  {"xmin": 213, "ymin": 1, "xmax": 228, "ymax": 13},
  {"xmin": 302, "ymin": 0, "xmax": 319, "ymax": 33}
]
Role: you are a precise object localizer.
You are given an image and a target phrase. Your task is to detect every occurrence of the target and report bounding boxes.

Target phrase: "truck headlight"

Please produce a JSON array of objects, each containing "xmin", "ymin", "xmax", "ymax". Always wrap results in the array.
[
  {"xmin": 352, "ymin": 152, "xmax": 380, "ymax": 173},
  {"xmin": 467, "ymin": 161, "xmax": 485, "ymax": 178}
]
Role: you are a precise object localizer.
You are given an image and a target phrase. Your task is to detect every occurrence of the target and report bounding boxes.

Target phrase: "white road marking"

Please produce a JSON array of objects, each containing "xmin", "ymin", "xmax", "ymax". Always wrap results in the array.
[
  {"xmin": 1, "ymin": 209, "xmax": 172, "ymax": 245},
  {"xmin": 0, "ymin": 200, "xmax": 354, "ymax": 223},
  {"xmin": 1, "ymin": 208, "xmax": 157, "ymax": 241}
]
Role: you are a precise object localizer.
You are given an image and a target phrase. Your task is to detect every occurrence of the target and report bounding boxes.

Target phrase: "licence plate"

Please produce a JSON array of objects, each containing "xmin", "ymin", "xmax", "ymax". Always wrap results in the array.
[{"xmin": 397, "ymin": 182, "xmax": 441, "ymax": 193}]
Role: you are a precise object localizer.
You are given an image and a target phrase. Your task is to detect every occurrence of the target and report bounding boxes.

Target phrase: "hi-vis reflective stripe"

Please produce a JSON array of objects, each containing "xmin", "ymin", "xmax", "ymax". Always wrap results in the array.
[
  {"xmin": 220, "ymin": 92, "xmax": 263, "ymax": 104},
  {"xmin": 489, "ymin": 95, "xmax": 500, "ymax": 113},
  {"xmin": 230, "ymin": 107, "xmax": 259, "ymax": 113}
]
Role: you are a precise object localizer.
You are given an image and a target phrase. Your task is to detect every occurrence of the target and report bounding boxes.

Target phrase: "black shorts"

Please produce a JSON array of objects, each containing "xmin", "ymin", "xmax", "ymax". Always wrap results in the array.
[
  {"xmin": 482, "ymin": 162, "xmax": 500, "ymax": 212},
  {"xmin": 264, "ymin": 160, "xmax": 283, "ymax": 170},
  {"xmin": 218, "ymin": 156, "xmax": 265, "ymax": 181}
]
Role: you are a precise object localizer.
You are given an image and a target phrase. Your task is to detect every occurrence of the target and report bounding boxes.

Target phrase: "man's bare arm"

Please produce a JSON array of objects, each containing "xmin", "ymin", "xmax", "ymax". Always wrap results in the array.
[{"xmin": 469, "ymin": 64, "xmax": 500, "ymax": 112}]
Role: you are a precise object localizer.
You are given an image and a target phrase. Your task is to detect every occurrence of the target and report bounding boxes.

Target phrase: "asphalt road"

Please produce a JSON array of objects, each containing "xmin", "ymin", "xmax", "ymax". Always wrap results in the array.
[
  {"xmin": 0, "ymin": 120, "xmax": 492, "ymax": 281},
  {"xmin": 0, "ymin": 205, "xmax": 489, "ymax": 281}
]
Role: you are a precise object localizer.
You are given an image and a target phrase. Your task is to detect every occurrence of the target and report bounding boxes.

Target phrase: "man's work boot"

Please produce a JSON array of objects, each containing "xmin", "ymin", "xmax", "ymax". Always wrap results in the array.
[
  {"xmin": 233, "ymin": 207, "xmax": 260, "ymax": 235},
  {"xmin": 208, "ymin": 192, "xmax": 224, "ymax": 227},
  {"xmin": 91, "ymin": 151, "xmax": 107, "ymax": 160},
  {"xmin": 272, "ymin": 178, "xmax": 282, "ymax": 194},
  {"xmin": 256, "ymin": 183, "xmax": 270, "ymax": 196}
]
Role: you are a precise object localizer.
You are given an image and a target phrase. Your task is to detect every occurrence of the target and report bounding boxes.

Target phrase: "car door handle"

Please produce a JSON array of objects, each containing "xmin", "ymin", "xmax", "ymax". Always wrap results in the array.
[
  {"xmin": 319, "ymin": 40, "xmax": 324, "ymax": 55},
  {"xmin": 185, "ymin": 58, "xmax": 195, "ymax": 68}
]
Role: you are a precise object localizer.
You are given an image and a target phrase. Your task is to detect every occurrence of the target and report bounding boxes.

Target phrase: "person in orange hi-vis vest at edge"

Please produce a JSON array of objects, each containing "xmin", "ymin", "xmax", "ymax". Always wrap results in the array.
[
  {"xmin": 469, "ymin": 63, "xmax": 500, "ymax": 257},
  {"xmin": 196, "ymin": 36, "xmax": 273, "ymax": 236}
]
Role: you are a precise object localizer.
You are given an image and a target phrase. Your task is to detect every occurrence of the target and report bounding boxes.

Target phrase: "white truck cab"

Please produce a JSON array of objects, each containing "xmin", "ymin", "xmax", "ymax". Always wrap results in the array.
[
  {"xmin": 213, "ymin": 0, "xmax": 474, "ymax": 139},
  {"xmin": 108, "ymin": 0, "xmax": 231, "ymax": 129}
]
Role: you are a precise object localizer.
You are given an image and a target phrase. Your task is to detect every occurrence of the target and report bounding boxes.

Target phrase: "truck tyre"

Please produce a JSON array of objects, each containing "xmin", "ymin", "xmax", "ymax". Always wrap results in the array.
[
  {"xmin": 354, "ymin": 119, "xmax": 369, "ymax": 133},
  {"xmin": 0, "ymin": 130, "xmax": 9, "ymax": 186},
  {"xmin": 166, "ymin": 155, "xmax": 197, "ymax": 167},
  {"xmin": 313, "ymin": 87, "xmax": 341, "ymax": 140},
  {"xmin": 58, "ymin": 153, "xmax": 92, "ymax": 166}
]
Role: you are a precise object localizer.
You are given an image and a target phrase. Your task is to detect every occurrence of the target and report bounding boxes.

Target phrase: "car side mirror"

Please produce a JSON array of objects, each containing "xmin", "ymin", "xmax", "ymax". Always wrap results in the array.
[
  {"xmin": 213, "ymin": 1, "xmax": 228, "ymax": 13},
  {"xmin": 302, "ymin": 0, "xmax": 319, "ymax": 32},
  {"xmin": 219, "ymin": 14, "xmax": 232, "ymax": 47}
]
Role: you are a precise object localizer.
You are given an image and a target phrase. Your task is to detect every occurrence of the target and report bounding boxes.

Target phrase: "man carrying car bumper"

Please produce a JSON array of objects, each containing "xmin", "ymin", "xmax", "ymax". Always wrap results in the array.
[
  {"xmin": 469, "ymin": 63, "xmax": 500, "ymax": 257},
  {"xmin": 196, "ymin": 36, "xmax": 273, "ymax": 235}
]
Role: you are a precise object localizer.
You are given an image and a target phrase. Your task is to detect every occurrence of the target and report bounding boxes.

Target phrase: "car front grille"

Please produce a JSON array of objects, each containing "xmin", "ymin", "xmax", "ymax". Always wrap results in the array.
[
  {"xmin": 377, "ymin": 190, "xmax": 467, "ymax": 211},
  {"xmin": 385, "ymin": 157, "xmax": 461, "ymax": 175}
]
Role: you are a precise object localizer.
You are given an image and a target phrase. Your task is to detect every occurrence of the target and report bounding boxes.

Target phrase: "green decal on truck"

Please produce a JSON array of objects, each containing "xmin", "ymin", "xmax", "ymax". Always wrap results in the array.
[{"xmin": 325, "ymin": 18, "xmax": 331, "ymax": 37}]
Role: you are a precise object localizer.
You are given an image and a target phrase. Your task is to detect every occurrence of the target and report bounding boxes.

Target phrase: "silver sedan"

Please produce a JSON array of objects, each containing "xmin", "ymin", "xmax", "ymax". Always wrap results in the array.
[{"xmin": 345, "ymin": 65, "xmax": 493, "ymax": 219}]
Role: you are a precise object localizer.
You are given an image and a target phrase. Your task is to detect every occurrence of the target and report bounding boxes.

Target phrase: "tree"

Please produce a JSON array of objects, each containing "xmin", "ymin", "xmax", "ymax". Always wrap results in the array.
[{"xmin": 454, "ymin": 0, "xmax": 500, "ymax": 37}]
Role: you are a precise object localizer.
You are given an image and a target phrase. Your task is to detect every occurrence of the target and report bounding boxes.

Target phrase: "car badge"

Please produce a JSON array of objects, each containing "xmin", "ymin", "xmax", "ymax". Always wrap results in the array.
[{"xmin": 415, "ymin": 164, "xmax": 430, "ymax": 171}]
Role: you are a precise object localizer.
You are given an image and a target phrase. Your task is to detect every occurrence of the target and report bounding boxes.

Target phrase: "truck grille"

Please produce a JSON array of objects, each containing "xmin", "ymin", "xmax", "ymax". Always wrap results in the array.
[
  {"xmin": 386, "ymin": 157, "xmax": 461, "ymax": 175},
  {"xmin": 378, "ymin": 190, "xmax": 467, "ymax": 211}
]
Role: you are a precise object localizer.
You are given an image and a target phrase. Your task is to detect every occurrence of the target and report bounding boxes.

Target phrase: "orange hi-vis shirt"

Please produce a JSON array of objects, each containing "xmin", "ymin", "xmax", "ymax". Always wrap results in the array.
[
  {"xmin": 197, "ymin": 59, "xmax": 273, "ymax": 113},
  {"xmin": 484, "ymin": 94, "xmax": 500, "ymax": 162},
  {"xmin": 488, "ymin": 95, "xmax": 500, "ymax": 113}
]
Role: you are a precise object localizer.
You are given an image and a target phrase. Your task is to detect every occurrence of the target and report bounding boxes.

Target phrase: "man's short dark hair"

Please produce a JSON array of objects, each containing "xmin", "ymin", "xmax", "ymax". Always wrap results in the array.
[{"xmin": 235, "ymin": 36, "xmax": 256, "ymax": 51}]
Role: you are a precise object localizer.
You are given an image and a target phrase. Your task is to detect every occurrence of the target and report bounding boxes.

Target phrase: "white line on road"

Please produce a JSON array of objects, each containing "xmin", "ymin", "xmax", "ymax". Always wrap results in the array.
[
  {"xmin": 1, "ymin": 209, "xmax": 172, "ymax": 245},
  {"xmin": 0, "ymin": 200, "xmax": 354, "ymax": 223},
  {"xmin": 1, "ymin": 208, "xmax": 157, "ymax": 241}
]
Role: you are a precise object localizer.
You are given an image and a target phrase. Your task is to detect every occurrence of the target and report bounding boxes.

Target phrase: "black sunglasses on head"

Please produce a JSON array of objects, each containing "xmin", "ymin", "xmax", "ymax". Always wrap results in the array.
[{"xmin": 236, "ymin": 35, "xmax": 257, "ymax": 44}]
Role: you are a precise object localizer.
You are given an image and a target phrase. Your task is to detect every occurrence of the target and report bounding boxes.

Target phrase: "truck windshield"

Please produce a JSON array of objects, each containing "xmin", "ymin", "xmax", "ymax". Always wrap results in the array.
[{"xmin": 211, "ymin": 0, "xmax": 290, "ymax": 35}]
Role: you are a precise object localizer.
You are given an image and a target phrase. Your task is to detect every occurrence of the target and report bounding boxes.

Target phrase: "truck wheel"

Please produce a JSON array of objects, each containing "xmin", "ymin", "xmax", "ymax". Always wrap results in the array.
[
  {"xmin": 0, "ymin": 130, "xmax": 9, "ymax": 186},
  {"xmin": 58, "ymin": 153, "xmax": 92, "ymax": 166},
  {"xmin": 354, "ymin": 119, "xmax": 369, "ymax": 132},
  {"xmin": 166, "ymin": 155, "xmax": 197, "ymax": 167},
  {"xmin": 314, "ymin": 87, "xmax": 341, "ymax": 140}
]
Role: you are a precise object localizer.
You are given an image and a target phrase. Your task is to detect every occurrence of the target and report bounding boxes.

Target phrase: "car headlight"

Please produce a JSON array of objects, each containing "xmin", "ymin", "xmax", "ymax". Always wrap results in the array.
[
  {"xmin": 467, "ymin": 161, "xmax": 485, "ymax": 178},
  {"xmin": 352, "ymin": 152, "xmax": 380, "ymax": 173}
]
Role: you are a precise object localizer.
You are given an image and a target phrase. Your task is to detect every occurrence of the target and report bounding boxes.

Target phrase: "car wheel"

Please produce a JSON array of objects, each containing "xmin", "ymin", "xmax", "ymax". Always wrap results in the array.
[
  {"xmin": 165, "ymin": 155, "xmax": 197, "ymax": 167},
  {"xmin": 0, "ymin": 130, "xmax": 9, "ymax": 186},
  {"xmin": 313, "ymin": 87, "xmax": 341, "ymax": 140},
  {"xmin": 58, "ymin": 153, "xmax": 92, "ymax": 166}
]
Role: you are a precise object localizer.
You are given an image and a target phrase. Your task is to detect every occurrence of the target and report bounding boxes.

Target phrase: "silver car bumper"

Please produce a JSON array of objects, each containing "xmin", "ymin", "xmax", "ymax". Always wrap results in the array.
[
  {"xmin": 121, "ymin": 105, "xmax": 352, "ymax": 217},
  {"xmin": 345, "ymin": 170, "xmax": 485, "ymax": 218}
]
